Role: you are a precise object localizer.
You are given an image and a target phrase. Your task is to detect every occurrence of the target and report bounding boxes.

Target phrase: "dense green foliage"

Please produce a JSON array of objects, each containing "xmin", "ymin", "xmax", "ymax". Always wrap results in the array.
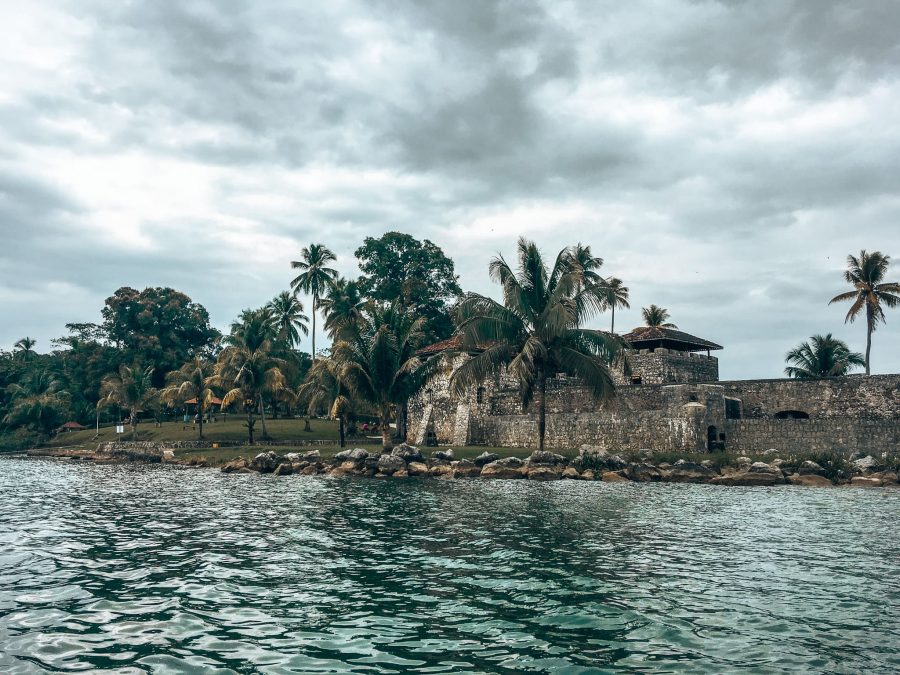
[{"xmin": 784, "ymin": 334, "xmax": 865, "ymax": 378}]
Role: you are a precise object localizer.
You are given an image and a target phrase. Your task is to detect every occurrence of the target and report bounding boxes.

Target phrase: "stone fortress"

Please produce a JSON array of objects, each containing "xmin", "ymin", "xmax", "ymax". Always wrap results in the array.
[{"xmin": 408, "ymin": 326, "xmax": 900, "ymax": 455}]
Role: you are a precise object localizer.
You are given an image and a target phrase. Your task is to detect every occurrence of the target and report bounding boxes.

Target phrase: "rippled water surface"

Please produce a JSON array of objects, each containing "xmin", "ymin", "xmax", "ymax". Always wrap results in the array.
[{"xmin": 1, "ymin": 458, "xmax": 898, "ymax": 673}]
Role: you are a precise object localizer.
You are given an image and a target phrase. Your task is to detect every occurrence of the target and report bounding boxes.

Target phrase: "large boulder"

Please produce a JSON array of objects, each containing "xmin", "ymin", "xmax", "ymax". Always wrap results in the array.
[
  {"xmin": 526, "ymin": 450, "xmax": 568, "ymax": 466},
  {"xmin": 852, "ymin": 455, "xmax": 878, "ymax": 473},
  {"xmin": 850, "ymin": 475, "xmax": 883, "ymax": 487},
  {"xmin": 664, "ymin": 460, "xmax": 717, "ymax": 483},
  {"xmin": 391, "ymin": 443, "xmax": 424, "ymax": 463},
  {"xmin": 749, "ymin": 461, "xmax": 782, "ymax": 475},
  {"xmin": 871, "ymin": 471, "xmax": 898, "ymax": 486},
  {"xmin": 377, "ymin": 454, "xmax": 407, "ymax": 476},
  {"xmin": 798, "ymin": 460, "xmax": 825, "ymax": 476},
  {"xmin": 453, "ymin": 459, "xmax": 482, "ymax": 478},
  {"xmin": 429, "ymin": 463, "xmax": 455, "ymax": 478},
  {"xmin": 481, "ymin": 457, "xmax": 525, "ymax": 479},
  {"xmin": 788, "ymin": 473, "xmax": 833, "ymax": 487},
  {"xmin": 407, "ymin": 461, "xmax": 429, "ymax": 476},
  {"xmin": 334, "ymin": 448, "xmax": 369, "ymax": 464},
  {"xmin": 526, "ymin": 465, "xmax": 562, "ymax": 481},
  {"xmin": 601, "ymin": 471, "xmax": 629, "ymax": 482},
  {"xmin": 625, "ymin": 463, "xmax": 662, "ymax": 482},
  {"xmin": 561, "ymin": 467, "xmax": 582, "ymax": 480},
  {"xmin": 221, "ymin": 457, "xmax": 251, "ymax": 473},
  {"xmin": 710, "ymin": 470, "xmax": 785, "ymax": 486},
  {"xmin": 473, "ymin": 451, "xmax": 500, "ymax": 467},
  {"xmin": 433, "ymin": 448, "xmax": 455, "ymax": 461},
  {"xmin": 249, "ymin": 452, "xmax": 282, "ymax": 473},
  {"xmin": 273, "ymin": 462, "xmax": 293, "ymax": 476}
]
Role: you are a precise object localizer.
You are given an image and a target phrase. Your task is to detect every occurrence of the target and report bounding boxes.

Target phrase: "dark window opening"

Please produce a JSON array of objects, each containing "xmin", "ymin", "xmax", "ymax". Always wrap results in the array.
[
  {"xmin": 631, "ymin": 375, "xmax": 643, "ymax": 385},
  {"xmin": 476, "ymin": 387, "xmax": 485, "ymax": 404},
  {"xmin": 707, "ymin": 425, "xmax": 724, "ymax": 452},
  {"xmin": 689, "ymin": 393, "xmax": 699, "ymax": 403},
  {"xmin": 725, "ymin": 398, "xmax": 742, "ymax": 420},
  {"xmin": 774, "ymin": 410, "xmax": 810, "ymax": 420}
]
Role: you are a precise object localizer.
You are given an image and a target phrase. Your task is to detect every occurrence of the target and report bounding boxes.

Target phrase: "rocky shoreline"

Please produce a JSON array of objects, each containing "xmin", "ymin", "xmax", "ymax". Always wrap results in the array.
[
  {"xmin": 217, "ymin": 444, "xmax": 898, "ymax": 487},
  {"xmin": 25, "ymin": 443, "xmax": 899, "ymax": 487}
]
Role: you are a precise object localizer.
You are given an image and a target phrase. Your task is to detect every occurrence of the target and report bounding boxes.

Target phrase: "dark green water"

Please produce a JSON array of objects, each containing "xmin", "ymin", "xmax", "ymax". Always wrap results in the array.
[{"xmin": 0, "ymin": 458, "xmax": 897, "ymax": 674}]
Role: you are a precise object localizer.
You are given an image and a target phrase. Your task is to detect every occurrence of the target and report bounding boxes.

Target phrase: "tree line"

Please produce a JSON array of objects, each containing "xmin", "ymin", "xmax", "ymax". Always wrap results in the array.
[{"xmin": 1, "ymin": 234, "xmax": 896, "ymax": 451}]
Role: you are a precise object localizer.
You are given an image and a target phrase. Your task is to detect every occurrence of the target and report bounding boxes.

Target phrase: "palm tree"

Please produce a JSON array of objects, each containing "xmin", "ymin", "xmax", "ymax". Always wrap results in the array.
[
  {"xmin": 333, "ymin": 303, "xmax": 432, "ymax": 451},
  {"xmin": 828, "ymin": 250, "xmax": 900, "ymax": 375},
  {"xmin": 160, "ymin": 358, "xmax": 217, "ymax": 439},
  {"xmin": 212, "ymin": 309, "xmax": 286, "ymax": 444},
  {"xmin": 319, "ymin": 277, "xmax": 367, "ymax": 340},
  {"xmin": 604, "ymin": 277, "xmax": 630, "ymax": 333},
  {"xmin": 449, "ymin": 238, "xmax": 623, "ymax": 450},
  {"xmin": 266, "ymin": 291, "xmax": 310, "ymax": 349},
  {"xmin": 13, "ymin": 337, "xmax": 37, "ymax": 362},
  {"xmin": 290, "ymin": 244, "xmax": 338, "ymax": 362},
  {"xmin": 297, "ymin": 357, "xmax": 352, "ymax": 448},
  {"xmin": 3, "ymin": 369, "xmax": 71, "ymax": 437},
  {"xmin": 642, "ymin": 304, "xmax": 677, "ymax": 328},
  {"xmin": 99, "ymin": 364, "xmax": 157, "ymax": 440},
  {"xmin": 784, "ymin": 334, "xmax": 865, "ymax": 379}
]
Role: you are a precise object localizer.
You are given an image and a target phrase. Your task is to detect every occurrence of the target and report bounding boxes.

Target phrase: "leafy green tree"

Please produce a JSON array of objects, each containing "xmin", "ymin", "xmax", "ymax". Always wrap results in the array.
[
  {"xmin": 160, "ymin": 358, "xmax": 217, "ymax": 439},
  {"xmin": 450, "ymin": 238, "xmax": 623, "ymax": 450},
  {"xmin": 298, "ymin": 357, "xmax": 353, "ymax": 447},
  {"xmin": 266, "ymin": 291, "xmax": 310, "ymax": 349},
  {"xmin": 604, "ymin": 277, "xmax": 630, "ymax": 333},
  {"xmin": 641, "ymin": 304, "xmax": 677, "ymax": 328},
  {"xmin": 101, "ymin": 287, "xmax": 219, "ymax": 385},
  {"xmin": 318, "ymin": 277, "xmax": 367, "ymax": 341},
  {"xmin": 334, "ymin": 303, "xmax": 432, "ymax": 450},
  {"xmin": 829, "ymin": 250, "xmax": 900, "ymax": 375},
  {"xmin": 99, "ymin": 364, "xmax": 158, "ymax": 440},
  {"xmin": 355, "ymin": 232, "xmax": 462, "ymax": 342},
  {"xmin": 784, "ymin": 334, "xmax": 865, "ymax": 379},
  {"xmin": 3, "ymin": 369, "xmax": 71, "ymax": 437},
  {"xmin": 213, "ymin": 309, "xmax": 286, "ymax": 444},
  {"xmin": 290, "ymin": 244, "xmax": 338, "ymax": 363}
]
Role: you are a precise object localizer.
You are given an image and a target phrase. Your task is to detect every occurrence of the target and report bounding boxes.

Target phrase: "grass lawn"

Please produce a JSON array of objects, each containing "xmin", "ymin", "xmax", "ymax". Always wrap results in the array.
[{"xmin": 48, "ymin": 417, "xmax": 348, "ymax": 448}]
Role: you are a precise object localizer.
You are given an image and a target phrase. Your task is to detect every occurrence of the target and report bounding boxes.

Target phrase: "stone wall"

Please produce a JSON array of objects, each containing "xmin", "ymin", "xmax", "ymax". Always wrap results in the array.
[
  {"xmin": 725, "ymin": 419, "xmax": 900, "ymax": 455},
  {"xmin": 721, "ymin": 375, "xmax": 900, "ymax": 420},
  {"xmin": 618, "ymin": 349, "xmax": 719, "ymax": 385}
]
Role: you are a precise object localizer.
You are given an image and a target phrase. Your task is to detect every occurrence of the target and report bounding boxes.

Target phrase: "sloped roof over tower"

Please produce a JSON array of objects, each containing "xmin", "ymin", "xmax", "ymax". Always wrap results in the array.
[{"xmin": 622, "ymin": 326, "xmax": 723, "ymax": 352}]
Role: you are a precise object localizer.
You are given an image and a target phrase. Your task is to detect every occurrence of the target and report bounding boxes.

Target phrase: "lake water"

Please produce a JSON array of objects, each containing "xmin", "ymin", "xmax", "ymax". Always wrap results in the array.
[{"xmin": 0, "ymin": 458, "xmax": 898, "ymax": 674}]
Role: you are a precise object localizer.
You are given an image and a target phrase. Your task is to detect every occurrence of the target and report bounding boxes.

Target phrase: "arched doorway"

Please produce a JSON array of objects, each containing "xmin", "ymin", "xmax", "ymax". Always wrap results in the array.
[{"xmin": 774, "ymin": 410, "xmax": 810, "ymax": 420}]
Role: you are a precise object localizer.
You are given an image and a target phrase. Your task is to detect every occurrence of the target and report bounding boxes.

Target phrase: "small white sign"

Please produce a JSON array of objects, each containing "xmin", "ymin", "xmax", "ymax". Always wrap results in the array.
[{"xmin": 116, "ymin": 425, "xmax": 125, "ymax": 434}]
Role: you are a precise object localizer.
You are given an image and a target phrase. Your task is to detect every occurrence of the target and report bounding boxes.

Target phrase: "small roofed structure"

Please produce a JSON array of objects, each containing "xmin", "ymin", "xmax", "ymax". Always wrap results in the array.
[
  {"xmin": 622, "ymin": 326, "xmax": 723, "ymax": 356},
  {"xmin": 185, "ymin": 396, "xmax": 223, "ymax": 406},
  {"xmin": 59, "ymin": 421, "xmax": 88, "ymax": 431},
  {"xmin": 416, "ymin": 335, "xmax": 490, "ymax": 357}
]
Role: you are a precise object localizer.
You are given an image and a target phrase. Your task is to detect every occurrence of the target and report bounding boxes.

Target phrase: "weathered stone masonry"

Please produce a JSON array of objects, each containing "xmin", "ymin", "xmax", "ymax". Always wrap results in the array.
[{"xmin": 408, "ymin": 341, "xmax": 900, "ymax": 455}]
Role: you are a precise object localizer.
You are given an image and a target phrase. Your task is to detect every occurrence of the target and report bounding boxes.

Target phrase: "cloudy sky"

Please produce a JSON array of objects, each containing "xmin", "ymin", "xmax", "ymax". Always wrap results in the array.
[{"xmin": 1, "ymin": 0, "xmax": 898, "ymax": 379}]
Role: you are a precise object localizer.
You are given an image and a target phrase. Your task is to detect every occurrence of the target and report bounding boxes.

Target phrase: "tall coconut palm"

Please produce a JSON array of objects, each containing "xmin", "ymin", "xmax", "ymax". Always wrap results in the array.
[
  {"xmin": 828, "ymin": 250, "xmax": 900, "ymax": 375},
  {"xmin": 642, "ymin": 304, "xmax": 677, "ymax": 328},
  {"xmin": 212, "ymin": 309, "xmax": 286, "ymax": 444},
  {"xmin": 784, "ymin": 334, "xmax": 865, "ymax": 379},
  {"xmin": 450, "ymin": 238, "xmax": 623, "ymax": 450},
  {"xmin": 604, "ymin": 277, "xmax": 630, "ymax": 333},
  {"xmin": 266, "ymin": 291, "xmax": 310, "ymax": 349},
  {"xmin": 13, "ymin": 337, "xmax": 37, "ymax": 362},
  {"xmin": 297, "ymin": 357, "xmax": 352, "ymax": 448},
  {"xmin": 99, "ymin": 364, "xmax": 157, "ymax": 440},
  {"xmin": 318, "ymin": 277, "xmax": 367, "ymax": 341},
  {"xmin": 290, "ymin": 244, "xmax": 338, "ymax": 363},
  {"xmin": 160, "ymin": 358, "xmax": 217, "ymax": 439},
  {"xmin": 333, "ymin": 303, "xmax": 432, "ymax": 451},
  {"xmin": 3, "ymin": 369, "xmax": 71, "ymax": 437}
]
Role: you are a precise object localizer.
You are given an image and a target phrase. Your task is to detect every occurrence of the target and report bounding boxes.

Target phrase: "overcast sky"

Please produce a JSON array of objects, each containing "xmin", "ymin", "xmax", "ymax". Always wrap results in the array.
[{"xmin": 1, "ymin": 0, "xmax": 899, "ymax": 379}]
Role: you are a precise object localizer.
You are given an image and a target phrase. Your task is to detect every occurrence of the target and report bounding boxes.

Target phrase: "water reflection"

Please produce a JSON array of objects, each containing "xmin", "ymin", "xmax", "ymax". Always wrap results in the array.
[{"xmin": 0, "ymin": 458, "xmax": 897, "ymax": 673}]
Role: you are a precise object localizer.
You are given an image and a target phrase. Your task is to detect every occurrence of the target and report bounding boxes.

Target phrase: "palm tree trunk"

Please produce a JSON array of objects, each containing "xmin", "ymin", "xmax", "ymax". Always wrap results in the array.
[
  {"xmin": 130, "ymin": 408, "xmax": 137, "ymax": 441},
  {"xmin": 537, "ymin": 372, "xmax": 547, "ymax": 450},
  {"xmin": 258, "ymin": 394, "xmax": 269, "ymax": 439},
  {"xmin": 865, "ymin": 304, "xmax": 873, "ymax": 376},
  {"xmin": 198, "ymin": 399, "xmax": 204, "ymax": 440},
  {"xmin": 312, "ymin": 295, "xmax": 317, "ymax": 363},
  {"xmin": 611, "ymin": 305, "xmax": 615, "ymax": 333},
  {"xmin": 339, "ymin": 417, "xmax": 345, "ymax": 448},
  {"xmin": 381, "ymin": 406, "xmax": 392, "ymax": 452}
]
